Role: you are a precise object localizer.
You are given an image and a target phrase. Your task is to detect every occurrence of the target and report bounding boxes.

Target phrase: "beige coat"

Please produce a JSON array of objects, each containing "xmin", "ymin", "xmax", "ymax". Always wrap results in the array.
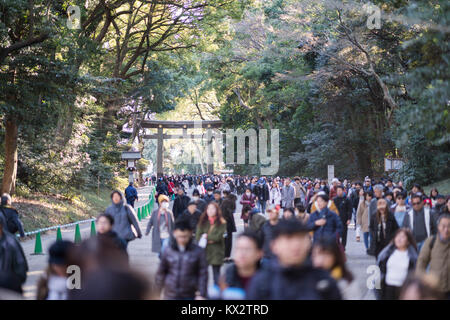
[
  {"xmin": 416, "ymin": 235, "xmax": 450, "ymax": 293},
  {"xmin": 356, "ymin": 200, "xmax": 370, "ymax": 233}
]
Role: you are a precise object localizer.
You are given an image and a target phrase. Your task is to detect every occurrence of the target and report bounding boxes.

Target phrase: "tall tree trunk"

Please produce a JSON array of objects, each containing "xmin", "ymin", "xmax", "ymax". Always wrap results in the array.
[{"xmin": 2, "ymin": 117, "xmax": 19, "ymax": 195}]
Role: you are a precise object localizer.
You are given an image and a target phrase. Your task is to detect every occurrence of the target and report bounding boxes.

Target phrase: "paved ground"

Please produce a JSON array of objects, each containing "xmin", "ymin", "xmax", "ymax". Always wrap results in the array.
[{"xmin": 20, "ymin": 185, "xmax": 375, "ymax": 299}]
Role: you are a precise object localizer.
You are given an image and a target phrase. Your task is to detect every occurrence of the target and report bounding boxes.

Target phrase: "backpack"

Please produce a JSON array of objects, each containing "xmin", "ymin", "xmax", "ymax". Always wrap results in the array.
[{"xmin": 0, "ymin": 207, "xmax": 19, "ymax": 234}]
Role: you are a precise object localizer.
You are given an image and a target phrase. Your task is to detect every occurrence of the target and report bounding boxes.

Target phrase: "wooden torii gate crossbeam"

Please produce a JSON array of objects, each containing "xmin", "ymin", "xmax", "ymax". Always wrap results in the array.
[{"xmin": 141, "ymin": 120, "xmax": 223, "ymax": 178}]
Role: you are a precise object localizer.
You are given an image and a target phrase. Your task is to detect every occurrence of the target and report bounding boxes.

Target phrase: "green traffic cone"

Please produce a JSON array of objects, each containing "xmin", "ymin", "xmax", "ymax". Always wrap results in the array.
[
  {"xmin": 74, "ymin": 224, "xmax": 82, "ymax": 244},
  {"xmin": 56, "ymin": 227, "xmax": 62, "ymax": 241},
  {"xmin": 90, "ymin": 220, "xmax": 96, "ymax": 237},
  {"xmin": 32, "ymin": 232, "xmax": 44, "ymax": 255},
  {"xmin": 142, "ymin": 206, "xmax": 147, "ymax": 218},
  {"xmin": 137, "ymin": 206, "xmax": 141, "ymax": 218},
  {"xmin": 137, "ymin": 209, "xmax": 141, "ymax": 221}
]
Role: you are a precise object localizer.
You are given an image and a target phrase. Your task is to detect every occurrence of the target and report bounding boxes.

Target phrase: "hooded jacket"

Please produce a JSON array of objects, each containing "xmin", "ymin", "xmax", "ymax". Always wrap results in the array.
[{"xmin": 105, "ymin": 191, "xmax": 142, "ymax": 241}]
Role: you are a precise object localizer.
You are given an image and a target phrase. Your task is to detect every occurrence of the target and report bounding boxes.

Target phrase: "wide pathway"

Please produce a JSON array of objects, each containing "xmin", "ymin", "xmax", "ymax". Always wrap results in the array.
[{"xmin": 20, "ymin": 185, "xmax": 375, "ymax": 299}]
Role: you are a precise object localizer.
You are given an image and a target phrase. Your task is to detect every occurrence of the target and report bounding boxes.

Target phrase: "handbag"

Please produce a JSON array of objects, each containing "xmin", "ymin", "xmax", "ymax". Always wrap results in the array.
[{"xmin": 198, "ymin": 234, "xmax": 208, "ymax": 248}]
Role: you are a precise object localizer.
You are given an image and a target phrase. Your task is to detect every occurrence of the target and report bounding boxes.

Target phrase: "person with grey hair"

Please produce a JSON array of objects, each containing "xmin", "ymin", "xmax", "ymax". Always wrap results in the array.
[
  {"xmin": 0, "ymin": 193, "xmax": 25, "ymax": 238},
  {"xmin": 416, "ymin": 213, "xmax": 450, "ymax": 298}
]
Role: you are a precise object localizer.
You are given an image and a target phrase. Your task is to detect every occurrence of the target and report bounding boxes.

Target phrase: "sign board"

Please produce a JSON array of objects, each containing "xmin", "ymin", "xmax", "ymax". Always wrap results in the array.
[
  {"xmin": 121, "ymin": 151, "xmax": 141, "ymax": 160},
  {"xmin": 384, "ymin": 158, "xmax": 404, "ymax": 171},
  {"xmin": 327, "ymin": 165, "xmax": 334, "ymax": 185}
]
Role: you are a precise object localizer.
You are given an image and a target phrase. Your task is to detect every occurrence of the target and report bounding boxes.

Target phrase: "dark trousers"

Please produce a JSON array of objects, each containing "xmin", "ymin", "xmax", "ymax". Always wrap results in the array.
[
  {"xmin": 341, "ymin": 224, "xmax": 348, "ymax": 249},
  {"xmin": 127, "ymin": 199, "xmax": 135, "ymax": 208},
  {"xmin": 224, "ymin": 233, "xmax": 233, "ymax": 258},
  {"xmin": 212, "ymin": 265, "xmax": 221, "ymax": 285},
  {"xmin": 382, "ymin": 284, "xmax": 402, "ymax": 300}
]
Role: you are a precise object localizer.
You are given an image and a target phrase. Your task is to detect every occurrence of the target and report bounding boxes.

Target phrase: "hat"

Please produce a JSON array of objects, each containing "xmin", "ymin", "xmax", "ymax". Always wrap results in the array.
[
  {"xmin": 250, "ymin": 208, "xmax": 260, "ymax": 216},
  {"xmin": 49, "ymin": 240, "xmax": 73, "ymax": 265},
  {"xmin": 187, "ymin": 200, "xmax": 197, "ymax": 207},
  {"xmin": 158, "ymin": 194, "xmax": 169, "ymax": 204}
]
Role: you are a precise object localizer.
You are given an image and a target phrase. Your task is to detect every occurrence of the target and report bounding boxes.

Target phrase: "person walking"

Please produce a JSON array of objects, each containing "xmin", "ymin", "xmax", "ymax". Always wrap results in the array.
[
  {"xmin": 220, "ymin": 190, "xmax": 237, "ymax": 263},
  {"xmin": 240, "ymin": 187, "xmax": 256, "ymax": 209},
  {"xmin": 369, "ymin": 198, "xmax": 399, "ymax": 258},
  {"xmin": 390, "ymin": 190, "xmax": 409, "ymax": 228},
  {"xmin": 105, "ymin": 190, "xmax": 142, "ymax": 249},
  {"xmin": 36, "ymin": 241, "xmax": 76, "ymax": 300},
  {"xmin": 404, "ymin": 193, "xmax": 437, "ymax": 252},
  {"xmin": 255, "ymin": 177, "xmax": 270, "ymax": 214},
  {"xmin": 333, "ymin": 185, "xmax": 352, "ymax": 250},
  {"xmin": 269, "ymin": 180, "xmax": 282, "ymax": 207},
  {"xmin": 376, "ymin": 228, "xmax": 418, "ymax": 300},
  {"xmin": 261, "ymin": 205, "xmax": 280, "ymax": 267},
  {"xmin": 312, "ymin": 236, "xmax": 361, "ymax": 300},
  {"xmin": 195, "ymin": 202, "xmax": 227, "ymax": 286},
  {"xmin": 416, "ymin": 214, "xmax": 450, "ymax": 299},
  {"xmin": 357, "ymin": 190, "xmax": 373, "ymax": 251},
  {"xmin": 247, "ymin": 208, "xmax": 267, "ymax": 239},
  {"xmin": 124, "ymin": 182, "xmax": 139, "ymax": 208},
  {"xmin": 155, "ymin": 218, "xmax": 208, "ymax": 300},
  {"xmin": 180, "ymin": 201, "xmax": 202, "ymax": 238},
  {"xmin": 191, "ymin": 189, "xmax": 206, "ymax": 214},
  {"xmin": 292, "ymin": 177, "xmax": 306, "ymax": 207},
  {"xmin": 307, "ymin": 192, "xmax": 343, "ymax": 244},
  {"xmin": 281, "ymin": 178, "xmax": 295, "ymax": 209},
  {"xmin": 172, "ymin": 187, "xmax": 190, "ymax": 220},
  {"xmin": 96, "ymin": 213, "xmax": 128, "ymax": 255},
  {"xmin": 247, "ymin": 219, "xmax": 342, "ymax": 300},
  {"xmin": 203, "ymin": 187, "xmax": 215, "ymax": 204},
  {"xmin": 0, "ymin": 218, "xmax": 28, "ymax": 286},
  {"xmin": 0, "ymin": 194, "xmax": 25, "ymax": 238},
  {"xmin": 146, "ymin": 195, "xmax": 174, "ymax": 258},
  {"xmin": 220, "ymin": 231, "xmax": 263, "ymax": 299}
]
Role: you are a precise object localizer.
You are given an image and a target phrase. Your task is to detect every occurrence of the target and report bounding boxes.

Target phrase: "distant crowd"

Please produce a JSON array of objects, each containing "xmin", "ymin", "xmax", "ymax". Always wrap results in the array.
[{"xmin": 0, "ymin": 174, "xmax": 449, "ymax": 300}]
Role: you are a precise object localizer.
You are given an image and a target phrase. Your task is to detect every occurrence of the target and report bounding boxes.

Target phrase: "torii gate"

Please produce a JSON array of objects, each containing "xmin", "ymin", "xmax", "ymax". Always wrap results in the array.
[{"xmin": 141, "ymin": 120, "xmax": 223, "ymax": 178}]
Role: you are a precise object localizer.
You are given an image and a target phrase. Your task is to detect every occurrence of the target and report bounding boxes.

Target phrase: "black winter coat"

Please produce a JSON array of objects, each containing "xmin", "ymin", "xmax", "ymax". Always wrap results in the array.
[
  {"xmin": 254, "ymin": 184, "xmax": 270, "ymax": 201},
  {"xmin": 155, "ymin": 238, "xmax": 208, "ymax": 299},
  {"xmin": 246, "ymin": 259, "xmax": 342, "ymax": 300},
  {"xmin": 0, "ymin": 206, "xmax": 25, "ymax": 237},
  {"xmin": 221, "ymin": 195, "xmax": 237, "ymax": 233},
  {"xmin": 369, "ymin": 213, "xmax": 399, "ymax": 258},
  {"xmin": 0, "ymin": 231, "xmax": 28, "ymax": 284},
  {"xmin": 172, "ymin": 195, "xmax": 191, "ymax": 219},
  {"xmin": 333, "ymin": 196, "xmax": 352, "ymax": 224},
  {"xmin": 180, "ymin": 209, "xmax": 202, "ymax": 235}
]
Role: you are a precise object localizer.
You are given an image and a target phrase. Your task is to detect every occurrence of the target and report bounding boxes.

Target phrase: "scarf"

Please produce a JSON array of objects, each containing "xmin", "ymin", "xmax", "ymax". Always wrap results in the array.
[{"xmin": 208, "ymin": 216, "xmax": 217, "ymax": 225}]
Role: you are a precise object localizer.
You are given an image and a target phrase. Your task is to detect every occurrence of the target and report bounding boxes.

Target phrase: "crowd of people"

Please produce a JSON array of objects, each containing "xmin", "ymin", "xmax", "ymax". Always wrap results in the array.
[{"xmin": 0, "ymin": 174, "xmax": 449, "ymax": 300}]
